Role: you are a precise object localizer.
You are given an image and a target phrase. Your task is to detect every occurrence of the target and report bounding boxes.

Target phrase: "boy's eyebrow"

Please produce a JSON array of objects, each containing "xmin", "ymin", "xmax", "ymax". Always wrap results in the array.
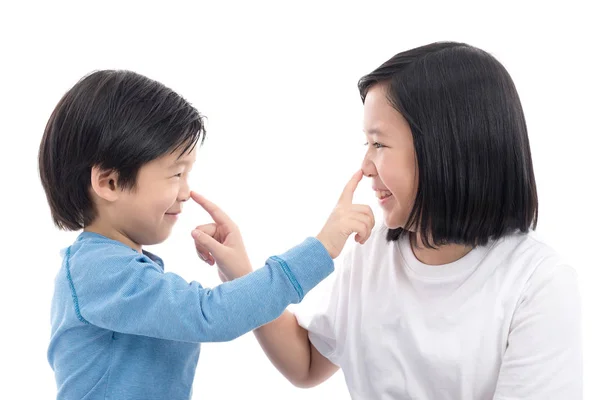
[{"xmin": 172, "ymin": 158, "xmax": 195, "ymax": 167}]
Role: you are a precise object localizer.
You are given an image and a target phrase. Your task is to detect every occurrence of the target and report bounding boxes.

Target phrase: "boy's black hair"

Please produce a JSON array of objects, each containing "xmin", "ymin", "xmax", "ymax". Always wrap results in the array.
[
  {"xmin": 39, "ymin": 70, "xmax": 205, "ymax": 231},
  {"xmin": 358, "ymin": 42, "xmax": 538, "ymax": 247}
]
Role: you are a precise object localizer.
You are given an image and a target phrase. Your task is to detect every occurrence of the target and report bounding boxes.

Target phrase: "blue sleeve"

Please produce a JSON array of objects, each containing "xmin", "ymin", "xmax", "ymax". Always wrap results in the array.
[{"xmin": 68, "ymin": 237, "xmax": 333, "ymax": 342}]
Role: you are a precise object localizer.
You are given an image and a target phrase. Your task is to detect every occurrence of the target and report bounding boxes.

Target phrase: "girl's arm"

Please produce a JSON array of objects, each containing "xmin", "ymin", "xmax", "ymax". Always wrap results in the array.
[
  {"xmin": 253, "ymin": 310, "xmax": 339, "ymax": 387},
  {"xmin": 493, "ymin": 262, "xmax": 582, "ymax": 399}
]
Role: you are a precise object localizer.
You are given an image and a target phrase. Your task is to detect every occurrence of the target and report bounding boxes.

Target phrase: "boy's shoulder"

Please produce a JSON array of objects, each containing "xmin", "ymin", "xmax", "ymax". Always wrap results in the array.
[{"xmin": 66, "ymin": 232, "xmax": 164, "ymax": 275}]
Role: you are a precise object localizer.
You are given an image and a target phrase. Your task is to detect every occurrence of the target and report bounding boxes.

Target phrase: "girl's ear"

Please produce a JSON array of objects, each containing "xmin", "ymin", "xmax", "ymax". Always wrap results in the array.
[{"xmin": 90, "ymin": 166, "xmax": 120, "ymax": 202}]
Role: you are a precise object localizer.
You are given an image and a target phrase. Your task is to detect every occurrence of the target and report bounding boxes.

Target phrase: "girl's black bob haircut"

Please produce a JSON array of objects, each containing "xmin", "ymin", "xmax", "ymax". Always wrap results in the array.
[{"xmin": 358, "ymin": 42, "xmax": 538, "ymax": 247}]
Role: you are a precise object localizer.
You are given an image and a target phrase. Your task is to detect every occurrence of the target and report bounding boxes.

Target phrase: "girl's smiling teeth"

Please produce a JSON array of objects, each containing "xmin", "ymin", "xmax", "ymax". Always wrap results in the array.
[{"xmin": 375, "ymin": 190, "xmax": 392, "ymax": 200}]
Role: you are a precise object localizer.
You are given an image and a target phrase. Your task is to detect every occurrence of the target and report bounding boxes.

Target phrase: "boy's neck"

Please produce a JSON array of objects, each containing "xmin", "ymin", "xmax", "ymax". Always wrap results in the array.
[{"xmin": 84, "ymin": 220, "xmax": 143, "ymax": 253}]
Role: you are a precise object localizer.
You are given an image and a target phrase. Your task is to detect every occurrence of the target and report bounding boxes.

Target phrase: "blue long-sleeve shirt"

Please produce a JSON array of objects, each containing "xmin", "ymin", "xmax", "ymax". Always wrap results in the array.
[{"xmin": 48, "ymin": 231, "xmax": 333, "ymax": 399}]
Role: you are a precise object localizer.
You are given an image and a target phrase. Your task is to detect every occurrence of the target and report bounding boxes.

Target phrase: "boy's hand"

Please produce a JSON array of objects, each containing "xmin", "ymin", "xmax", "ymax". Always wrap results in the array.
[
  {"xmin": 190, "ymin": 192, "xmax": 252, "ymax": 282},
  {"xmin": 316, "ymin": 170, "xmax": 375, "ymax": 259}
]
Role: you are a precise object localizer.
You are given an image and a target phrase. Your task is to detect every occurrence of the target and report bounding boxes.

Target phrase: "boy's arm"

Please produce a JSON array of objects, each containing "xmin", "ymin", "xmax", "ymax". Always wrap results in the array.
[
  {"xmin": 73, "ymin": 237, "xmax": 332, "ymax": 343},
  {"xmin": 74, "ymin": 171, "xmax": 373, "ymax": 344},
  {"xmin": 254, "ymin": 310, "xmax": 339, "ymax": 388}
]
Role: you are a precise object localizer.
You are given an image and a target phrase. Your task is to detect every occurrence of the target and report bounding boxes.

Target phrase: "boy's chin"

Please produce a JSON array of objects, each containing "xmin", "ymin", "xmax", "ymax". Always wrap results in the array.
[
  {"xmin": 140, "ymin": 230, "xmax": 172, "ymax": 247},
  {"xmin": 156, "ymin": 231, "xmax": 173, "ymax": 245}
]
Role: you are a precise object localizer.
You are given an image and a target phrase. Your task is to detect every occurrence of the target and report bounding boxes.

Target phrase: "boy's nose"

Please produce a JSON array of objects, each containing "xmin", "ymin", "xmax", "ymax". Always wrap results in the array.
[
  {"xmin": 179, "ymin": 194, "xmax": 190, "ymax": 202},
  {"xmin": 178, "ymin": 182, "xmax": 191, "ymax": 202}
]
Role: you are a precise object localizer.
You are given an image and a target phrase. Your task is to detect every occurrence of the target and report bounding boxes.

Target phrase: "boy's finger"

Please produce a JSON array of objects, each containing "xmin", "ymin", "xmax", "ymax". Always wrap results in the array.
[
  {"xmin": 195, "ymin": 245, "xmax": 212, "ymax": 262},
  {"xmin": 194, "ymin": 223, "xmax": 217, "ymax": 238},
  {"xmin": 191, "ymin": 228, "xmax": 224, "ymax": 259},
  {"xmin": 190, "ymin": 192, "xmax": 233, "ymax": 225},
  {"xmin": 338, "ymin": 170, "xmax": 363, "ymax": 205}
]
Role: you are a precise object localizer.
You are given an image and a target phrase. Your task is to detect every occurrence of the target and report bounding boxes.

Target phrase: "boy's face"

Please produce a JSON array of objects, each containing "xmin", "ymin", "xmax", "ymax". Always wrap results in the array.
[
  {"xmin": 362, "ymin": 83, "xmax": 418, "ymax": 230},
  {"xmin": 113, "ymin": 145, "xmax": 197, "ymax": 248}
]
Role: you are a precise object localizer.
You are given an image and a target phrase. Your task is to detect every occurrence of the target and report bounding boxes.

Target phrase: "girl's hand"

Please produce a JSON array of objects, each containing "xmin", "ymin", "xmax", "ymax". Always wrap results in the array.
[{"xmin": 316, "ymin": 170, "xmax": 375, "ymax": 259}]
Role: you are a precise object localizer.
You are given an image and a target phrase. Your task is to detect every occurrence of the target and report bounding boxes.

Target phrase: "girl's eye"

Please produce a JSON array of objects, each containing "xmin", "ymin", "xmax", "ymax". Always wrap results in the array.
[
  {"xmin": 364, "ymin": 142, "xmax": 384, "ymax": 149},
  {"xmin": 174, "ymin": 173, "xmax": 182, "ymax": 178}
]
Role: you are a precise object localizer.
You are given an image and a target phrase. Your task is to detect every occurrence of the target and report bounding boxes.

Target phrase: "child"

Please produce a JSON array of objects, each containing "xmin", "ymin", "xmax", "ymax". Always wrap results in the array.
[
  {"xmin": 213, "ymin": 42, "xmax": 580, "ymax": 399},
  {"xmin": 39, "ymin": 70, "xmax": 375, "ymax": 399}
]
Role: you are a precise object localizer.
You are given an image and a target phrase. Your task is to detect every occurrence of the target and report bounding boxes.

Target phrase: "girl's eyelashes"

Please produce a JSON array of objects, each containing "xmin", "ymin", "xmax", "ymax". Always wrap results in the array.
[{"xmin": 364, "ymin": 141, "xmax": 385, "ymax": 149}]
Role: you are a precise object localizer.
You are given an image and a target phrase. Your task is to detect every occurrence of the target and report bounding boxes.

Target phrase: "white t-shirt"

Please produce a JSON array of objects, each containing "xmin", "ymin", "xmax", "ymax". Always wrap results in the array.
[{"xmin": 295, "ymin": 224, "xmax": 582, "ymax": 400}]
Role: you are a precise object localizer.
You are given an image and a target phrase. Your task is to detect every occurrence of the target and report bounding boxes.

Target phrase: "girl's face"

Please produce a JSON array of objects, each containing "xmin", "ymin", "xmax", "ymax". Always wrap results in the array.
[{"xmin": 362, "ymin": 83, "xmax": 418, "ymax": 230}]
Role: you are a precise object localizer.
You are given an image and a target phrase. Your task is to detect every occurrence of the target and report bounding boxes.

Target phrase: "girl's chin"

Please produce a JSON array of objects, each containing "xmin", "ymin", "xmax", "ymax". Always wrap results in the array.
[
  {"xmin": 382, "ymin": 211, "xmax": 402, "ymax": 229},
  {"xmin": 382, "ymin": 212, "xmax": 412, "ymax": 231}
]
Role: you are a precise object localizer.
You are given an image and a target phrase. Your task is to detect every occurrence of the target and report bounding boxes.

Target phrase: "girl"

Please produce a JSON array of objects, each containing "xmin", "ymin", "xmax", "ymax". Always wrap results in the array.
[{"xmin": 198, "ymin": 42, "xmax": 582, "ymax": 399}]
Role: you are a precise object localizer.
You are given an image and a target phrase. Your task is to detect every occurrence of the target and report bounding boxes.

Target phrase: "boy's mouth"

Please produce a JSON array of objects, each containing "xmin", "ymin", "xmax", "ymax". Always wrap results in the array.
[{"xmin": 165, "ymin": 211, "xmax": 181, "ymax": 219}]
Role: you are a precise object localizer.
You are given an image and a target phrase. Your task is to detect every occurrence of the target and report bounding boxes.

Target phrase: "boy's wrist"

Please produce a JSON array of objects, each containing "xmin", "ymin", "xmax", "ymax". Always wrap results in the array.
[
  {"xmin": 229, "ymin": 259, "xmax": 253, "ymax": 280},
  {"xmin": 269, "ymin": 237, "xmax": 334, "ymax": 301},
  {"xmin": 236, "ymin": 266, "xmax": 253, "ymax": 278},
  {"xmin": 315, "ymin": 234, "xmax": 335, "ymax": 259}
]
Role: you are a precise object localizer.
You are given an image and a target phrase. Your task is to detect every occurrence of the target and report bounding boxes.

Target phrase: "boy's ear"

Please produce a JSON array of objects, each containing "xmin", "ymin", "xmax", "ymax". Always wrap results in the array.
[{"xmin": 90, "ymin": 166, "xmax": 120, "ymax": 202}]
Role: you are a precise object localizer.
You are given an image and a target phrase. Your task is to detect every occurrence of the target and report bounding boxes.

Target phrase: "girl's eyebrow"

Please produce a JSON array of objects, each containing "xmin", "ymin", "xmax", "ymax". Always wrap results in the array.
[{"xmin": 364, "ymin": 128, "xmax": 386, "ymax": 136}]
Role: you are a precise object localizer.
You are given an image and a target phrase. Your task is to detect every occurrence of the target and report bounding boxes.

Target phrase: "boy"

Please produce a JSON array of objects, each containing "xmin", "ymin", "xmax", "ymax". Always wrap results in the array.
[{"xmin": 39, "ymin": 69, "xmax": 374, "ymax": 399}]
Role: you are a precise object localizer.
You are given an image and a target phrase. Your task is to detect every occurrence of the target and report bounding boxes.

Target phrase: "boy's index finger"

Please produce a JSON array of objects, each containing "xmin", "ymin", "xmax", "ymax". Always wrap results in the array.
[
  {"xmin": 338, "ymin": 170, "xmax": 363, "ymax": 205},
  {"xmin": 190, "ymin": 191, "xmax": 232, "ymax": 224}
]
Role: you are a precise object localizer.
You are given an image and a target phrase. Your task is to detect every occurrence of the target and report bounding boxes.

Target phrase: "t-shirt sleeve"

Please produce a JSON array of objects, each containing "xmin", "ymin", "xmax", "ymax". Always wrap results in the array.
[
  {"xmin": 493, "ymin": 260, "xmax": 583, "ymax": 399},
  {"xmin": 294, "ymin": 249, "xmax": 353, "ymax": 366}
]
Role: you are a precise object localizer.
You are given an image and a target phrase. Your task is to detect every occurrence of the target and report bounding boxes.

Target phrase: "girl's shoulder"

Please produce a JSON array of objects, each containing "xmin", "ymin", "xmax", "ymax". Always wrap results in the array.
[
  {"xmin": 490, "ymin": 231, "xmax": 568, "ymax": 271},
  {"xmin": 342, "ymin": 226, "xmax": 572, "ymax": 282},
  {"xmin": 490, "ymin": 232, "xmax": 576, "ymax": 290}
]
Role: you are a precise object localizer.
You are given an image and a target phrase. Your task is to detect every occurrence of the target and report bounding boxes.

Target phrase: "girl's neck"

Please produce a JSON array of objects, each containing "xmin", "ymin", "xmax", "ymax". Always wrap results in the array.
[{"xmin": 410, "ymin": 233, "xmax": 473, "ymax": 266}]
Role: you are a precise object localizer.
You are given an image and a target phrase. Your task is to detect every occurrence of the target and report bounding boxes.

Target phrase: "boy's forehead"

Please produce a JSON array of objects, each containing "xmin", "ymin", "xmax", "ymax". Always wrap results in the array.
[
  {"xmin": 176, "ymin": 150, "xmax": 196, "ymax": 164},
  {"xmin": 165, "ymin": 145, "xmax": 197, "ymax": 166}
]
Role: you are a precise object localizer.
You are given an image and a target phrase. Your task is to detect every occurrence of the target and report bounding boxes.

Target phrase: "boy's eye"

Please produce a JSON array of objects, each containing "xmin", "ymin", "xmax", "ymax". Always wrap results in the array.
[{"xmin": 173, "ymin": 173, "xmax": 182, "ymax": 178}]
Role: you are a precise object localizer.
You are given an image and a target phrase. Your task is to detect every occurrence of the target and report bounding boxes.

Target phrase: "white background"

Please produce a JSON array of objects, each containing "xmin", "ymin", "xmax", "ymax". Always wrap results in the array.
[{"xmin": 0, "ymin": 1, "xmax": 598, "ymax": 398}]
